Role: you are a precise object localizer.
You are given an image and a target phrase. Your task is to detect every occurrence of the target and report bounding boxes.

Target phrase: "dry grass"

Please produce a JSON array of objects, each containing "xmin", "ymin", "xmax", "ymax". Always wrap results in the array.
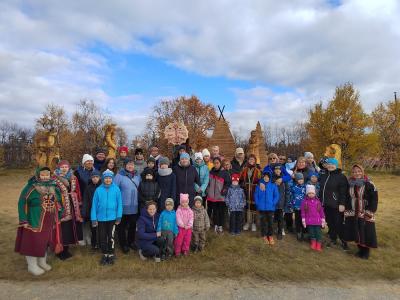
[{"xmin": 0, "ymin": 168, "xmax": 399, "ymax": 282}]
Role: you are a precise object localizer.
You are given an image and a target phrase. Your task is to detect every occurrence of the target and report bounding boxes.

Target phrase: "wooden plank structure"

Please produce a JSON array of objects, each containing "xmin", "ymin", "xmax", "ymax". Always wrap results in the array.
[{"xmin": 209, "ymin": 105, "xmax": 236, "ymax": 160}]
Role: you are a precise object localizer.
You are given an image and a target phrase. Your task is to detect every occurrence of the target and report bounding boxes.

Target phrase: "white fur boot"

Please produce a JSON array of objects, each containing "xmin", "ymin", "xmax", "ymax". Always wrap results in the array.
[
  {"xmin": 26, "ymin": 256, "xmax": 45, "ymax": 276},
  {"xmin": 37, "ymin": 253, "xmax": 52, "ymax": 271}
]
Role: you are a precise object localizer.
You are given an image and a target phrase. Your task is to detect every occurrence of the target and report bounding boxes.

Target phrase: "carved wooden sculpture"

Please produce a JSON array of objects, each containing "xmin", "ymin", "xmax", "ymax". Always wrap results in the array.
[{"xmin": 104, "ymin": 123, "xmax": 117, "ymax": 159}]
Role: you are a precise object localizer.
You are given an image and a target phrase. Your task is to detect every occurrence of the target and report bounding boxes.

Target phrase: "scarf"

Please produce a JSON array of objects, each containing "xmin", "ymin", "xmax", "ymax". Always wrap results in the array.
[{"xmin": 158, "ymin": 168, "xmax": 172, "ymax": 176}]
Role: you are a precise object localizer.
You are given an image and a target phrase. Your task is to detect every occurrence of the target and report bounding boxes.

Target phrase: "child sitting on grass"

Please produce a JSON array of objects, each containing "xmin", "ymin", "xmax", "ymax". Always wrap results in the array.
[
  {"xmin": 175, "ymin": 193, "xmax": 194, "ymax": 256},
  {"xmin": 254, "ymin": 172, "xmax": 280, "ymax": 245},
  {"xmin": 301, "ymin": 185, "xmax": 325, "ymax": 251},
  {"xmin": 191, "ymin": 196, "xmax": 210, "ymax": 252},
  {"xmin": 225, "ymin": 174, "xmax": 246, "ymax": 235},
  {"xmin": 91, "ymin": 170, "xmax": 122, "ymax": 266},
  {"xmin": 156, "ymin": 198, "xmax": 178, "ymax": 259}
]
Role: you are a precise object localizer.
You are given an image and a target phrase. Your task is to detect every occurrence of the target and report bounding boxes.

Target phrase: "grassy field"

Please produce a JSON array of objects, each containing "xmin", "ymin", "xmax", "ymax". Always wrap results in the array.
[{"xmin": 0, "ymin": 168, "xmax": 399, "ymax": 282}]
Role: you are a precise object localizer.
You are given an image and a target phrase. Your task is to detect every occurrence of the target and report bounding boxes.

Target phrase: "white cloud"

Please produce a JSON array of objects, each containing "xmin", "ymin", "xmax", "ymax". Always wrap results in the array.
[{"xmin": 0, "ymin": 0, "xmax": 399, "ymax": 138}]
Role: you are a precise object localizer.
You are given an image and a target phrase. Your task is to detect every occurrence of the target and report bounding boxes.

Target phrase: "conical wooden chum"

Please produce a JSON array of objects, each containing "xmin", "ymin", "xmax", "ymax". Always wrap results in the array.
[
  {"xmin": 209, "ymin": 119, "xmax": 236, "ymax": 160},
  {"xmin": 248, "ymin": 121, "xmax": 268, "ymax": 168}
]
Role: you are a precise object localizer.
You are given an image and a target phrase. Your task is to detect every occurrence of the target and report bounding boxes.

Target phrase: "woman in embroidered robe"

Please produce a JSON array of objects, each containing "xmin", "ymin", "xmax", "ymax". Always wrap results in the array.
[
  {"xmin": 15, "ymin": 167, "xmax": 63, "ymax": 276},
  {"xmin": 343, "ymin": 164, "xmax": 378, "ymax": 259},
  {"xmin": 52, "ymin": 160, "xmax": 83, "ymax": 259}
]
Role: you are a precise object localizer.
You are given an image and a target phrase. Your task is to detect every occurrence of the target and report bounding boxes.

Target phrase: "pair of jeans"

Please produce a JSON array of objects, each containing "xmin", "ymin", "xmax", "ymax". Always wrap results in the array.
[
  {"xmin": 307, "ymin": 225, "xmax": 322, "ymax": 242},
  {"xmin": 229, "ymin": 211, "xmax": 243, "ymax": 233}
]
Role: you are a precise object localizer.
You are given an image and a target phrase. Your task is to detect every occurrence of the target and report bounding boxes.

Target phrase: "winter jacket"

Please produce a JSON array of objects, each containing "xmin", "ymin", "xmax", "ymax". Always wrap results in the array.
[
  {"xmin": 275, "ymin": 181, "xmax": 290, "ymax": 210},
  {"xmin": 192, "ymin": 206, "xmax": 210, "ymax": 232},
  {"xmin": 176, "ymin": 206, "xmax": 194, "ymax": 228},
  {"xmin": 254, "ymin": 180, "xmax": 280, "ymax": 212},
  {"xmin": 173, "ymin": 163, "xmax": 200, "ymax": 207},
  {"xmin": 284, "ymin": 180, "xmax": 295, "ymax": 213},
  {"xmin": 137, "ymin": 210, "xmax": 159, "ymax": 250},
  {"xmin": 291, "ymin": 183, "xmax": 306, "ymax": 210},
  {"xmin": 75, "ymin": 166, "xmax": 96, "ymax": 196},
  {"xmin": 225, "ymin": 185, "xmax": 246, "ymax": 212},
  {"xmin": 82, "ymin": 180, "xmax": 101, "ymax": 221},
  {"xmin": 301, "ymin": 196, "xmax": 325, "ymax": 226},
  {"xmin": 319, "ymin": 169, "xmax": 349, "ymax": 209},
  {"xmin": 207, "ymin": 168, "xmax": 231, "ymax": 202},
  {"xmin": 138, "ymin": 180, "xmax": 161, "ymax": 208},
  {"xmin": 156, "ymin": 209, "xmax": 179, "ymax": 235},
  {"xmin": 231, "ymin": 157, "xmax": 247, "ymax": 175},
  {"xmin": 116, "ymin": 157, "xmax": 129, "ymax": 171},
  {"xmin": 113, "ymin": 169, "xmax": 141, "ymax": 215},
  {"xmin": 91, "ymin": 183, "xmax": 122, "ymax": 222},
  {"xmin": 194, "ymin": 160, "xmax": 210, "ymax": 197},
  {"xmin": 240, "ymin": 165, "xmax": 262, "ymax": 205},
  {"xmin": 262, "ymin": 165, "xmax": 291, "ymax": 183},
  {"xmin": 134, "ymin": 160, "xmax": 147, "ymax": 176},
  {"xmin": 157, "ymin": 168, "xmax": 177, "ymax": 210}
]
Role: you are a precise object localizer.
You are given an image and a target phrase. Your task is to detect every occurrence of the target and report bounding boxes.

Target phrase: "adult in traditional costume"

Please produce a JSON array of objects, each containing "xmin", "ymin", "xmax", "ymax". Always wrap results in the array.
[{"xmin": 15, "ymin": 167, "xmax": 63, "ymax": 276}]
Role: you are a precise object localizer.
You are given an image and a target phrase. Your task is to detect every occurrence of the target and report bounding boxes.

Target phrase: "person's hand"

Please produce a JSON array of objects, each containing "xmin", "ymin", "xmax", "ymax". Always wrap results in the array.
[
  {"xmin": 115, "ymin": 220, "xmax": 120, "ymax": 225},
  {"xmin": 185, "ymin": 226, "xmax": 190, "ymax": 230},
  {"xmin": 260, "ymin": 183, "xmax": 266, "ymax": 191},
  {"xmin": 321, "ymin": 219, "xmax": 326, "ymax": 228},
  {"xmin": 338, "ymin": 205, "xmax": 345, "ymax": 212},
  {"xmin": 302, "ymin": 218, "xmax": 306, "ymax": 228},
  {"xmin": 92, "ymin": 221, "xmax": 98, "ymax": 227},
  {"xmin": 156, "ymin": 232, "xmax": 161, "ymax": 237},
  {"xmin": 197, "ymin": 188, "xmax": 202, "ymax": 193},
  {"xmin": 22, "ymin": 223, "xmax": 28, "ymax": 228}
]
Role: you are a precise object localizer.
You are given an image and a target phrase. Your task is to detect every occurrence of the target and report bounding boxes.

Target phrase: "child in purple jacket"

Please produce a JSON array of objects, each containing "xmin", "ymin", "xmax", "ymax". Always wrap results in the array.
[{"xmin": 301, "ymin": 185, "xmax": 326, "ymax": 252}]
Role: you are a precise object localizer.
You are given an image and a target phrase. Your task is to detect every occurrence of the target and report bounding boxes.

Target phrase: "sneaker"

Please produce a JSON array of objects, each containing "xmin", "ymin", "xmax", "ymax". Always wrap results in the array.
[
  {"xmin": 218, "ymin": 226, "xmax": 224, "ymax": 234},
  {"xmin": 78, "ymin": 240, "xmax": 86, "ymax": 246},
  {"xmin": 108, "ymin": 255, "xmax": 115, "ymax": 265},
  {"xmin": 138, "ymin": 249, "xmax": 147, "ymax": 261},
  {"xmin": 341, "ymin": 241, "xmax": 350, "ymax": 251},
  {"xmin": 282, "ymin": 229, "xmax": 286, "ymax": 236},
  {"xmin": 296, "ymin": 233, "xmax": 303, "ymax": 241},
  {"xmin": 214, "ymin": 225, "xmax": 218, "ymax": 233},
  {"xmin": 183, "ymin": 251, "xmax": 189, "ymax": 256},
  {"xmin": 154, "ymin": 256, "xmax": 161, "ymax": 263},
  {"xmin": 251, "ymin": 223, "xmax": 257, "ymax": 232},
  {"xmin": 269, "ymin": 236, "xmax": 275, "ymax": 245},
  {"xmin": 243, "ymin": 223, "xmax": 250, "ymax": 231},
  {"xmin": 121, "ymin": 246, "xmax": 130, "ymax": 254},
  {"xmin": 100, "ymin": 255, "xmax": 108, "ymax": 266}
]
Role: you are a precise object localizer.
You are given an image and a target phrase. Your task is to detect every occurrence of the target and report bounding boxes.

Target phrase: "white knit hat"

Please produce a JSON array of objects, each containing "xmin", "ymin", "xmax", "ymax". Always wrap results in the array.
[
  {"xmin": 194, "ymin": 152, "xmax": 203, "ymax": 161},
  {"xmin": 82, "ymin": 154, "xmax": 94, "ymax": 165},
  {"xmin": 202, "ymin": 148, "xmax": 210, "ymax": 157},
  {"xmin": 306, "ymin": 184, "xmax": 316, "ymax": 195},
  {"xmin": 304, "ymin": 152, "xmax": 314, "ymax": 159}
]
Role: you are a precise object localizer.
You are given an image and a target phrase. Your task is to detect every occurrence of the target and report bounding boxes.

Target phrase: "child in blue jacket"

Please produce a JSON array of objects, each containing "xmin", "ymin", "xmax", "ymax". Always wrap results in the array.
[
  {"xmin": 91, "ymin": 170, "xmax": 122, "ymax": 265},
  {"xmin": 291, "ymin": 172, "xmax": 306, "ymax": 241},
  {"xmin": 156, "ymin": 198, "xmax": 179, "ymax": 259},
  {"xmin": 254, "ymin": 172, "xmax": 280, "ymax": 245}
]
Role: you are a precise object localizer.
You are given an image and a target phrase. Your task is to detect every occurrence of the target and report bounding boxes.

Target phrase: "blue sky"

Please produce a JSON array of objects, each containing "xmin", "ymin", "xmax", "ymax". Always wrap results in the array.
[{"xmin": 0, "ymin": 0, "xmax": 399, "ymax": 139}]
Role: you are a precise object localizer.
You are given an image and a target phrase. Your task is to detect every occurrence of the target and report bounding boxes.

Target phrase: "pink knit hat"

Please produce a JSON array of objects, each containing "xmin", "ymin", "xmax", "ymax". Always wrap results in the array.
[
  {"xmin": 306, "ymin": 184, "xmax": 316, "ymax": 195},
  {"xmin": 180, "ymin": 193, "xmax": 189, "ymax": 204}
]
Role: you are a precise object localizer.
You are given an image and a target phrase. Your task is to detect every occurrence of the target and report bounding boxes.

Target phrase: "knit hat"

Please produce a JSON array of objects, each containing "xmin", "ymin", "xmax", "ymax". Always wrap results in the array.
[
  {"xmin": 306, "ymin": 184, "xmax": 316, "ymax": 195},
  {"xmin": 91, "ymin": 169, "xmax": 101, "ymax": 178},
  {"xmin": 262, "ymin": 171, "xmax": 271, "ymax": 178},
  {"xmin": 308, "ymin": 171, "xmax": 319, "ymax": 180},
  {"xmin": 147, "ymin": 157, "xmax": 156, "ymax": 164},
  {"xmin": 304, "ymin": 152, "xmax": 314, "ymax": 159},
  {"xmin": 118, "ymin": 146, "xmax": 129, "ymax": 154},
  {"xmin": 95, "ymin": 147, "xmax": 106, "ymax": 155},
  {"xmin": 271, "ymin": 163, "xmax": 282, "ymax": 170},
  {"xmin": 194, "ymin": 152, "xmax": 203, "ymax": 161},
  {"xmin": 102, "ymin": 169, "xmax": 114, "ymax": 180},
  {"xmin": 180, "ymin": 193, "xmax": 189, "ymax": 205},
  {"xmin": 194, "ymin": 195, "xmax": 203, "ymax": 204},
  {"xmin": 326, "ymin": 158, "xmax": 339, "ymax": 168},
  {"xmin": 180, "ymin": 153, "xmax": 190, "ymax": 160},
  {"xmin": 231, "ymin": 173, "xmax": 240, "ymax": 182},
  {"xmin": 165, "ymin": 198, "xmax": 174, "ymax": 207},
  {"xmin": 235, "ymin": 147, "xmax": 244, "ymax": 155},
  {"xmin": 82, "ymin": 154, "xmax": 94, "ymax": 165},
  {"xmin": 295, "ymin": 172, "xmax": 304, "ymax": 181},
  {"xmin": 134, "ymin": 148, "xmax": 144, "ymax": 155},
  {"xmin": 159, "ymin": 157, "xmax": 170, "ymax": 166},
  {"xmin": 57, "ymin": 160, "xmax": 70, "ymax": 168},
  {"xmin": 124, "ymin": 158, "xmax": 135, "ymax": 167},
  {"xmin": 142, "ymin": 168, "xmax": 155, "ymax": 178},
  {"xmin": 202, "ymin": 148, "xmax": 210, "ymax": 157}
]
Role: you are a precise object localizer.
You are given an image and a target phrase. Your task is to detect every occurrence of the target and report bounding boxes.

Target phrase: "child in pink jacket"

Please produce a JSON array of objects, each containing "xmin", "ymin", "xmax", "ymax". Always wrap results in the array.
[
  {"xmin": 301, "ymin": 185, "xmax": 326, "ymax": 252},
  {"xmin": 174, "ymin": 193, "xmax": 194, "ymax": 256}
]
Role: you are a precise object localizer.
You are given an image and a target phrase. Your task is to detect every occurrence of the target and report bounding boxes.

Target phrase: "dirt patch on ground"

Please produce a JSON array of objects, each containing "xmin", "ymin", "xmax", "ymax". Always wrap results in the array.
[{"xmin": 0, "ymin": 278, "xmax": 399, "ymax": 299}]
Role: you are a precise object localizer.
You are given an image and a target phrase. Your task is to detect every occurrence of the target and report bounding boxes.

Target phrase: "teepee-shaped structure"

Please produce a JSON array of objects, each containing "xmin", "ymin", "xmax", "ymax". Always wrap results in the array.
[{"xmin": 209, "ymin": 106, "xmax": 236, "ymax": 159}]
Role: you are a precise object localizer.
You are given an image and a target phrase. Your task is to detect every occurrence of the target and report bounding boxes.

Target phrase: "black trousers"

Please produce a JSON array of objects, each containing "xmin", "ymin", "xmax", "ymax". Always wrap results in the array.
[
  {"xmin": 285, "ymin": 212, "xmax": 294, "ymax": 231},
  {"xmin": 274, "ymin": 209, "xmax": 284, "ymax": 234},
  {"xmin": 98, "ymin": 220, "xmax": 116, "ymax": 255},
  {"xmin": 142, "ymin": 237, "xmax": 167, "ymax": 258},
  {"xmin": 295, "ymin": 210, "xmax": 306, "ymax": 234},
  {"xmin": 229, "ymin": 211, "xmax": 243, "ymax": 234},
  {"xmin": 259, "ymin": 211, "xmax": 274, "ymax": 237},
  {"xmin": 324, "ymin": 206, "xmax": 343, "ymax": 241},
  {"xmin": 207, "ymin": 201, "xmax": 225, "ymax": 227},
  {"xmin": 91, "ymin": 225, "xmax": 97, "ymax": 247},
  {"xmin": 117, "ymin": 214, "xmax": 138, "ymax": 248}
]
